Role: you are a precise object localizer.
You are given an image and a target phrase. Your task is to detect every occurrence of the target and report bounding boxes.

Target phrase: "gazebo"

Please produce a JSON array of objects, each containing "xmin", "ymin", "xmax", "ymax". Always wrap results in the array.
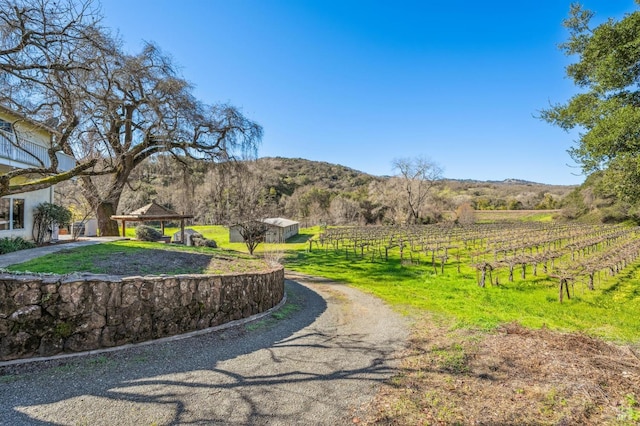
[{"xmin": 111, "ymin": 201, "xmax": 194, "ymax": 243}]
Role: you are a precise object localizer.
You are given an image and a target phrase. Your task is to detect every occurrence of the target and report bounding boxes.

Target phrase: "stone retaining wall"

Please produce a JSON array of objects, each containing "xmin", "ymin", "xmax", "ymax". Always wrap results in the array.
[{"xmin": 0, "ymin": 267, "xmax": 284, "ymax": 361}]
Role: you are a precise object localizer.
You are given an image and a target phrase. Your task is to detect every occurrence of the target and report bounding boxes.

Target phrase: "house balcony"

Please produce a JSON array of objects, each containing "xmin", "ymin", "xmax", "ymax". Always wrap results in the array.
[{"xmin": 0, "ymin": 128, "xmax": 75, "ymax": 172}]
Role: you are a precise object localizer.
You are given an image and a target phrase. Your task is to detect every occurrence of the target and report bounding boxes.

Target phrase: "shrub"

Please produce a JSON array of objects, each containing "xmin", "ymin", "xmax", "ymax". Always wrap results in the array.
[
  {"xmin": 263, "ymin": 246, "xmax": 284, "ymax": 267},
  {"xmin": 455, "ymin": 203, "xmax": 476, "ymax": 226},
  {"xmin": 32, "ymin": 203, "xmax": 73, "ymax": 244},
  {"xmin": 0, "ymin": 237, "xmax": 36, "ymax": 254},
  {"xmin": 135, "ymin": 225, "xmax": 163, "ymax": 241}
]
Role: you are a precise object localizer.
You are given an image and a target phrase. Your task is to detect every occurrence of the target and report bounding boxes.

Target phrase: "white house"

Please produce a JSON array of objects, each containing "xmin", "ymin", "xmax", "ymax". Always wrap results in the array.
[
  {"xmin": 229, "ymin": 217, "xmax": 300, "ymax": 244},
  {"xmin": 0, "ymin": 106, "xmax": 75, "ymax": 240}
]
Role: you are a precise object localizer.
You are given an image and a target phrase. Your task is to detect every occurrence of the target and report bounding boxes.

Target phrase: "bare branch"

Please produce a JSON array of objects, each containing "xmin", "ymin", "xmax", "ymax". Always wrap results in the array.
[{"xmin": 392, "ymin": 156, "xmax": 444, "ymax": 224}]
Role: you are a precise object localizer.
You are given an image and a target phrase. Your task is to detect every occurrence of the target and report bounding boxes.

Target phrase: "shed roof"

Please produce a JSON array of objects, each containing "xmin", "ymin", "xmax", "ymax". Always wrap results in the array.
[{"xmin": 262, "ymin": 217, "xmax": 299, "ymax": 228}]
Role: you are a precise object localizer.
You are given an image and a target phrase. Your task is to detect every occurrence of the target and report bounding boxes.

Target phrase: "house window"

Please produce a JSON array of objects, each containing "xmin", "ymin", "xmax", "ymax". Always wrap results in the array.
[
  {"xmin": 0, "ymin": 199, "xmax": 9, "ymax": 230},
  {"xmin": 0, "ymin": 197, "xmax": 25, "ymax": 230},
  {"xmin": 13, "ymin": 199, "xmax": 24, "ymax": 229},
  {"xmin": 0, "ymin": 118, "xmax": 13, "ymax": 133}
]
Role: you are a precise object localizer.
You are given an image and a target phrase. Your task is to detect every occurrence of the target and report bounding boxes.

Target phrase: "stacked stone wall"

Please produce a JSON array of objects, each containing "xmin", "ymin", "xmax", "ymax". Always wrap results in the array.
[{"xmin": 0, "ymin": 267, "xmax": 284, "ymax": 361}]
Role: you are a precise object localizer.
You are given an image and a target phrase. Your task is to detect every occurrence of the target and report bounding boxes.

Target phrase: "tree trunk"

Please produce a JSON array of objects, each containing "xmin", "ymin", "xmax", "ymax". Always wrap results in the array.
[
  {"xmin": 559, "ymin": 278, "xmax": 571, "ymax": 303},
  {"xmin": 81, "ymin": 166, "xmax": 130, "ymax": 237},
  {"xmin": 96, "ymin": 201, "xmax": 120, "ymax": 236}
]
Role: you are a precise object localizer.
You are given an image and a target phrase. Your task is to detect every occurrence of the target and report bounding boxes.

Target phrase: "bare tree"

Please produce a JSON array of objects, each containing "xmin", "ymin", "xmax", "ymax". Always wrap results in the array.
[
  {"xmin": 233, "ymin": 220, "xmax": 267, "ymax": 256},
  {"xmin": 329, "ymin": 195, "xmax": 360, "ymax": 225},
  {"xmin": 367, "ymin": 178, "xmax": 404, "ymax": 224},
  {"xmin": 392, "ymin": 156, "xmax": 443, "ymax": 224},
  {"xmin": 190, "ymin": 161, "xmax": 236, "ymax": 224},
  {"xmin": 226, "ymin": 162, "xmax": 276, "ymax": 255},
  {"xmin": 1, "ymin": 0, "xmax": 262, "ymax": 235},
  {"xmin": 54, "ymin": 179, "xmax": 94, "ymax": 239},
  {"xmin": 74, "ymin": 42, "xmax": 262, "ymax": 235},
  {"xmin": 0, "ymin": 0, "xmax": 105, "ymax": 195}
]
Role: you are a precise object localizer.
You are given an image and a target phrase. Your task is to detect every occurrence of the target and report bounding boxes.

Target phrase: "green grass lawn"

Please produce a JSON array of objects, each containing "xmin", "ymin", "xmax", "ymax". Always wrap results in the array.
[
  {"xmin": 127, "ymin": 224, "xmax": 320, "ymax": 254},
  {"xmin": 16, "ymin": 223, "xmax": 640, "ymax": 343},
  {"xmin": 474, "ymin": 209, "xmax": 559, "ymax": 223},
  {"xmin": 284, "ymin": 245, "xmax": 640, "ymax": 343},
  {"xmin": 286, "ymin": 222, "xmax": 640, "ymax": 343},
  {"xmin": 8, "ymin": 240, "xmax": 261, "ymax": 275}
]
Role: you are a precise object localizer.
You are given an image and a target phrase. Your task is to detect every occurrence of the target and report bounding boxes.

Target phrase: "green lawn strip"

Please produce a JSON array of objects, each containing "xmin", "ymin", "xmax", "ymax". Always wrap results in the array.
[
  {"xmin": 128, "ymin": 224, "xmax": 321, "ymax": 254},
  {"xmin": 473, "ymin": 210, "xmax": 558, "ymax": 224},
  {"xmin": 6, "ymin": 242, "xmax": 144, "ymax": 274},
  {"xmin": 519, "ymin": 212, "xmax": 556, "ymax": 222},
  {"xmin": 7, "ymin": 240, "xmax": 256, "ymax": 275},
  {"xmin": 285, "ymin": 248, "xmax": 640, "ymax": 343}
]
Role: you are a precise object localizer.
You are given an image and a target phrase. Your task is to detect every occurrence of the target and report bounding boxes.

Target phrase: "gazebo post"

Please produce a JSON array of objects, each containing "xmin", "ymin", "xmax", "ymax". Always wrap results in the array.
[
  {"xmin": 110, "ymin": 201, "xmax": 193, "ymax": 243},
  {"xmin": 180, "ymin": 219, "xmax": 185, "ymax": 244}
]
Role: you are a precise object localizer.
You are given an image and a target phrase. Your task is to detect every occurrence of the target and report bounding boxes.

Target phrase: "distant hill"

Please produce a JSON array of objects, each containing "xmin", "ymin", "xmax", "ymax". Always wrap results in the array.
[
  {"xmin": 115, "ymin": 155, "xmax": 577, "ymax": 226},
  {"xmin": 254, "ymin": 156, "xmax": 574, "ymax": 204},
  {"xmin": 498, "ymin": 178, "xmax": 541, "ymax": 185},
  {"xmin": 253, "ymin": 157, "xmax": 381, "ymax": 196}
]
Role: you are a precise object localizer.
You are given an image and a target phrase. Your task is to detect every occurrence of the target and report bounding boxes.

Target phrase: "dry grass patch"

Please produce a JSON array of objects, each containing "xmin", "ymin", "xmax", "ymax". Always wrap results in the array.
[{"xmin": 366, "ymin": 317, "xmax": 640, "ymax": 425}]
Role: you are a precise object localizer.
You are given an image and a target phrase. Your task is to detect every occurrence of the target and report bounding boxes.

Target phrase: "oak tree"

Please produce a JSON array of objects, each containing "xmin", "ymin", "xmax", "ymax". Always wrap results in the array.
[
  {"xmin": 0, "ymin": 0, "xmax": 104, "ymax": 195},
  {"xmin": 541, "ymin": 2, "xmax": 640, "ymax": 202},
  {"xmin": 2, "ymin": 0, "xmax": 262, "ymax": 235},
  {"xmin": 76, "ymin": 42, "xmax": 262, "ymax": 235}
]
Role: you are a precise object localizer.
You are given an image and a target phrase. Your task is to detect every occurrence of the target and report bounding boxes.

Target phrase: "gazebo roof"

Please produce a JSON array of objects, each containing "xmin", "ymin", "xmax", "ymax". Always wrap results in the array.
[{"xmin": 111, "ymin": 201, "xmax": 193, "ymax": 221}]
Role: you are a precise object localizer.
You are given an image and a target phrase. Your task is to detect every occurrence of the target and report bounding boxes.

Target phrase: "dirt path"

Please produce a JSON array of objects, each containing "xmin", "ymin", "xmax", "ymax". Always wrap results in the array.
[{"xmin": 0, "ymin": 274, "xmax": 408, "ymax": 425}]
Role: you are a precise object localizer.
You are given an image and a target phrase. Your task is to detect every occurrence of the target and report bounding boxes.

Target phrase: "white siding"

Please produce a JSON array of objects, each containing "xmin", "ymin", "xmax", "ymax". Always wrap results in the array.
[
  {"xmin": 229, "ymin": 226, "xmax": 244, "ymax": 243},
  {"xmin": 229, "ymin": 219, "xmax": 300, "ymax": 244},
  {"xmin": 0, "ymin": 187, "xmax": 51, "ymax": 241},
  {"xmin": 0, "ymin": 109, "xmax": 60, "ymax": 241}
]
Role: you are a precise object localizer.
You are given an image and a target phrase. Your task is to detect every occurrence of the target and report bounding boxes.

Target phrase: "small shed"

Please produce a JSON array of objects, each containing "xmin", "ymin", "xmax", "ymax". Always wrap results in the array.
[
  {"xmin": 229, "ymin": 217, "xmax": 299, "ymax": 244},
  {"xmin": 111, "ymin": 201, "xmax": 194, "ymax": 242}
]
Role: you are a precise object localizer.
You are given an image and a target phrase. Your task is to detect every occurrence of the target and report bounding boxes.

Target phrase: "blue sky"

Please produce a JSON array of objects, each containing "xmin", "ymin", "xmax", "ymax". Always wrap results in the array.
[{"xmin": 100, "ymin": 1, "xmax": 638, "ymax": 185}]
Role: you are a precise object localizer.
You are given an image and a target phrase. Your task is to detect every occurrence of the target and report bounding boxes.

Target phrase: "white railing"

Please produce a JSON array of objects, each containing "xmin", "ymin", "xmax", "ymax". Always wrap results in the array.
[{"xmin": 0, "ymin": 129, "xmax": 75, "ymax": 172}]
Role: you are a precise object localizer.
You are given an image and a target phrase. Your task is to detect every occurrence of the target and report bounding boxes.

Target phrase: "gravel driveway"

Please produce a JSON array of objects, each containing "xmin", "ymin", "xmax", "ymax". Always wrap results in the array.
[{"xmin": 0, "ymin": 273, "xmax": 408, "ymax": 425}]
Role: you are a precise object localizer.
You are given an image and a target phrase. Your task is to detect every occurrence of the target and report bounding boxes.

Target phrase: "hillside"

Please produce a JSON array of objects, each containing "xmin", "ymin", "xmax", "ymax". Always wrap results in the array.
[
  {"xmin": 253, "ymin": 157, "xmax": 574, "ymax": 210},
  {"xmin": 100, "ymin": 155, "xmax": 577, "ymax": 227},
  {"xmin": 252, "ymin": 157, "xmax": 381, "ymax": 196}
]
